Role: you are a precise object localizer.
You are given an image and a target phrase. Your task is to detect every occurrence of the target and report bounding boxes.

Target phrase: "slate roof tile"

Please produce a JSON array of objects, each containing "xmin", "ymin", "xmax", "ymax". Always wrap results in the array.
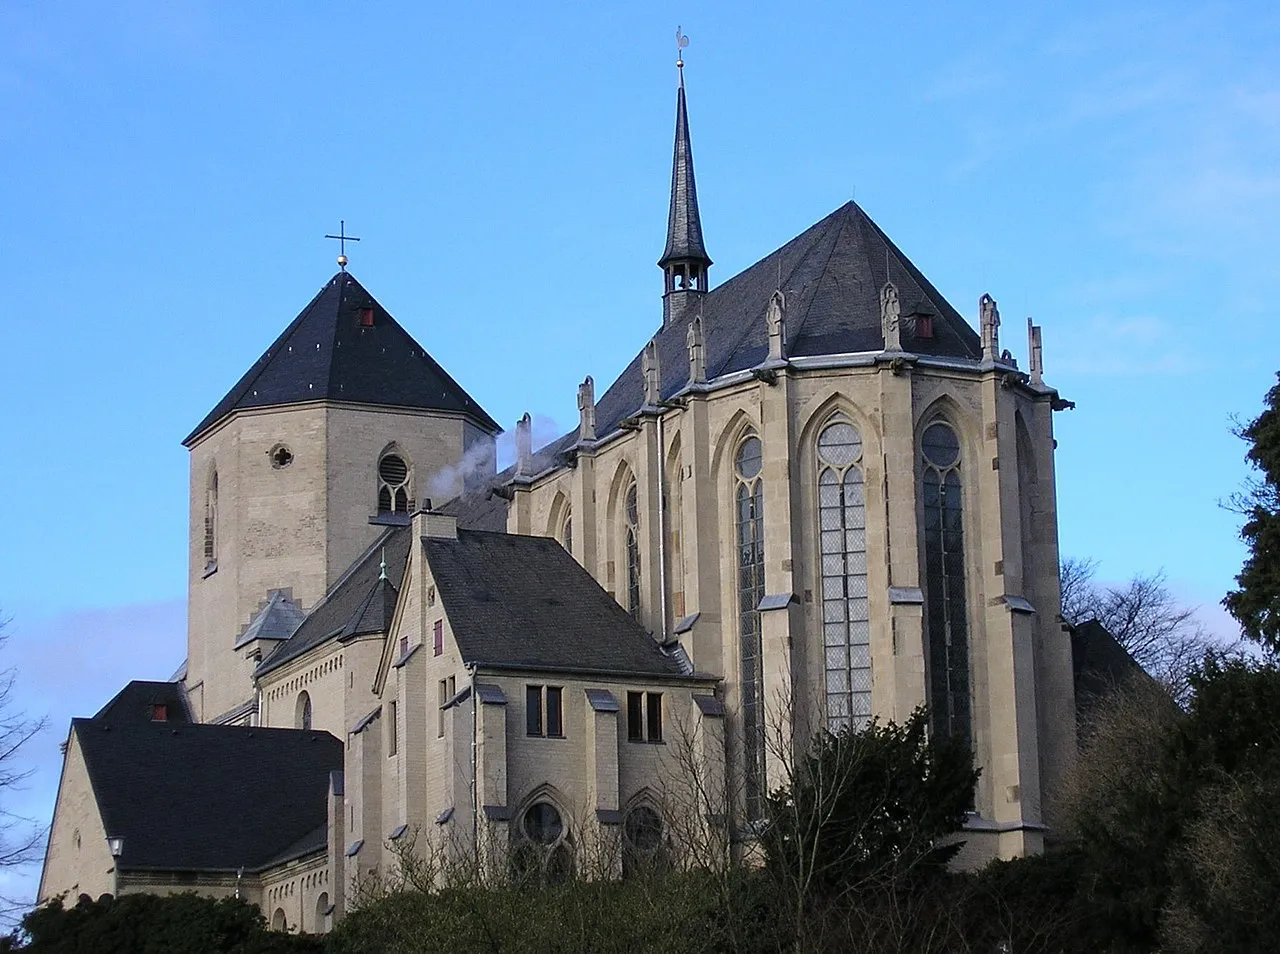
[
  {"xmin": 75, "ymin": 719, "xmax": 341, "ymax": 872},
  {"xmin": 185, "ymin": 271, "xmax": 499, "ymax": 444},
  {"xmin": 424, "ymin": 530, "xmax": 700, "ymax": 679}
]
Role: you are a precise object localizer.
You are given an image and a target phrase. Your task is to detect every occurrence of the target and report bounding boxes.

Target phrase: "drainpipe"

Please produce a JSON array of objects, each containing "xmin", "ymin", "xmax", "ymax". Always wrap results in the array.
[
  {"xmin": 468, "ymin": 663, "xmax": 479, "ymax": 867},
  {"xmin": 656, "ymin": 412, "xmax": 670, "ymax": 643}
]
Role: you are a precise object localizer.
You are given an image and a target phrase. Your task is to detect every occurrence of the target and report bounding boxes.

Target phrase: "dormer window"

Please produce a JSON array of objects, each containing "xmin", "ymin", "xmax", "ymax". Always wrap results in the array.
[
  {"xmin": 150, "ymin": 704, "xmax": 168, "ymax": 722},
  {"xmin": 378, "ymin": 453, "xmax": 411, "ymax": 514}
]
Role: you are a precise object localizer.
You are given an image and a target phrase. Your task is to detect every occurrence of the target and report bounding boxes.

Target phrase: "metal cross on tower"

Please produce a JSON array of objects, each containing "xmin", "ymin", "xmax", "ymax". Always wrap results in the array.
[{"xmin": 324, "ymin": 220, "xmax": 362, "ymax": 270}]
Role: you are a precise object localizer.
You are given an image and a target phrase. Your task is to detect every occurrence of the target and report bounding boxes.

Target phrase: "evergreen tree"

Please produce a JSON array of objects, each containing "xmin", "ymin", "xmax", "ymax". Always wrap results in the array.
[{"xmin": 1225, "ymin": 374, "xmax": 1280, "ymax": 650}]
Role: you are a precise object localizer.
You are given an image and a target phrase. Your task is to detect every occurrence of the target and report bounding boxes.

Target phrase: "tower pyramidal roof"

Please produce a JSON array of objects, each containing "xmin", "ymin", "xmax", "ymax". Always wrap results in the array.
[
  {"xmin": 185, "ymin": 271, "xmax": 499, "ymax": 445},
  {"xmin": 658, "ymin": 67, "xmax": 711, "ymax": 271}
]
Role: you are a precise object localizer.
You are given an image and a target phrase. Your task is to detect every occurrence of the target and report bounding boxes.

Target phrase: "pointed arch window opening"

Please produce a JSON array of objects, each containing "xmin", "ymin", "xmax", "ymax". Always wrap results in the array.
[
  {"xmin": 734, "ymin": 434, "xmax": 766, "ymax": 819},
  {"xmin": 625, "ymin": 482, "xmax": 641, "ymax": 619},
  {"xmin": 920, "ymin": 421, "xmax": 972, "ymax": 746},
  {"xmin": 378, "ymin": 453, "xmax": 412, "ymax": 514},
  {"xmin": 816, "ymin": 417, "xmax": 871, "ymax": 733},
  {"xmin": 203, "ymin": 472, "xmax": 218, "ymax": 573}
]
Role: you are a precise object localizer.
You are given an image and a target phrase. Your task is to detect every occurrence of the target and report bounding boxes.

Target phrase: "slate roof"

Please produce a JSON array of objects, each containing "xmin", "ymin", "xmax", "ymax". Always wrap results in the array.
[
  {"xmin": 234, "ymin": 589, "xmax": 306, "ymax": 650},
  {"xmin": 438, "ymin": 486, "xmax": 512, "ymax": 532},
  {"xmin": 74, "ymin": 719, "xmax": 341, "ymax": 872},
  {"xmin": 1071, "ymin": 618, "xmax": 1150, "ymax": 704},
  {"xmin": 93, "ymin": 681, "xmax": 192, "ymax": 725},
  {"xmin": 256, "ymin": 525, "xmax": 411, "ymax": 677},
  {"xmin": 185, "ymin": 271, "xmax": 499, "ymax": 445},
  {"xmin": 659, "ymin": 81, "xmax": 711, "ymax": 269},
  {"xmin": 424, "ymin": 530, "xmax": 701, "ymax": 679},
  {"xmin": 595, "ymin": 201, "xmax": 981, "ymax": 440}
]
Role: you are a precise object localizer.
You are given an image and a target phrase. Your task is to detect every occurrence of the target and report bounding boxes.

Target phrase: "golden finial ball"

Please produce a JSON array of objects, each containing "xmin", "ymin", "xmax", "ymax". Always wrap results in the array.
[{"xmin": 337, "ymin": 254, "xmax": 348, "ymax": 267}]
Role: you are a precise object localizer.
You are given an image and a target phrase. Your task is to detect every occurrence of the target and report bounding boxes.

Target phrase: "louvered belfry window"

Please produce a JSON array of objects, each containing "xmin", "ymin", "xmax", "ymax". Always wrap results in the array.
[
  {"xmin": 378, "ymin": 453, "xmax": 411, "ymax": 514},
  {"xmin": 921, "ymin": 421, "xmax": 972, "ymax": 745},
  {"xmin": 817, "ymin": 417, "xmax": 871, "ymax": 732},
  {"xmin": 734, "ymin": 434, "xmax": 766, "ymax": 819},
  {"xmin": 203, "ymin": 472, "xmax": 218, "ymax": 568},
  {"xmin": 625, "ymin": 482, "xmax": 641, "ymax": 619}
]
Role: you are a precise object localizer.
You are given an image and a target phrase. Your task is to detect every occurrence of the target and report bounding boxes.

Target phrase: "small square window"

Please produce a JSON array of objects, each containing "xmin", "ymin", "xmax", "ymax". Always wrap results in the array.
[{"xmin": 526, "ymin": 685, "xmax": 544, "ymax": 737}]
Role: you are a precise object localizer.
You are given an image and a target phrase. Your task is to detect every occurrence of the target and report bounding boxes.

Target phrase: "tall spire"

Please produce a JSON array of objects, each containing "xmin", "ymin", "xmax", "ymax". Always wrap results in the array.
[{"xmin": 659, "ymin": 28, "xmax": 711, "ymax": 326}]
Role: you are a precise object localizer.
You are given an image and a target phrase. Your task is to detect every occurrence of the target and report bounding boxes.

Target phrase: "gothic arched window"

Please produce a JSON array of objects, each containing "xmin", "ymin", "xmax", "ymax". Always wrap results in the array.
[
  {"xmin": 625, "ymin": 482, "xmax": 641, "ymax": 618},
  {"xmin": 559, "ymin": 506, "xmax": 573, "ymax": 556},
  {"xmin": 377, "ymin": 452, "xmax": 411, "ymax": 514},
  {"xmin": 817, "ymin": 417, "xmax": 870, "ymax": 732},
  {"xmin": 296, "ymin": 691, "xmax": 312, "ymax": 731},
  {"xmin": 512, "ymin": 801, "xmax": 575, "ymax": 886},
  {"xmin": 735, "ymin": 433, "xmax": 766, "ymax": 818},
  {"xmin": 920, "ymin": 421, "xmax": 971, "ymax": 744},
  {"xmin": 203, "ymin": 472, "xmax": 218, "ymax": 572}
]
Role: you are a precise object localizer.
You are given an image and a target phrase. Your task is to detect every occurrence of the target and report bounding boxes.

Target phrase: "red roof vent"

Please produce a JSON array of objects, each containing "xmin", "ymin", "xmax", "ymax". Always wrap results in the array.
[
  {"xmin": 914, "ymin": 315, "xmax": 934, "ymax": 339},
  {"xmin": 359, "ymin": 306, "xmax": 375, "ymax": 327},
  {"xmin": 151, "ymin": 704, "xmax": 168, "ymax": 722}
]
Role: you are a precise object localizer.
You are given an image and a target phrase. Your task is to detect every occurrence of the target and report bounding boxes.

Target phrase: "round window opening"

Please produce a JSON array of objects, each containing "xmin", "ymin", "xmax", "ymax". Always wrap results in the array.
[
  {"xmin": 624, "ymin": 806, "xmax": 663, "ymax": 852},
  {"xmin": 817, "ymin": 421, "xmax": 862, "ymax": 468},
  {"xmin": 270, "ymin": 445, "xmax": 294, "ymax": 469},
  {"xmin": 921, "ymin": 423, "xmax": 960, "ymax": 469},
  {"xmin": 736, "ymin": 436, "xmax": 763, "ymax": 480},
  {"xmin": 523, "ymin": 802, "xmax": 563, "ymax": 845},
  {"xmin": 379, "ymin": 454, "xmax": 409, "ymax": 486}
]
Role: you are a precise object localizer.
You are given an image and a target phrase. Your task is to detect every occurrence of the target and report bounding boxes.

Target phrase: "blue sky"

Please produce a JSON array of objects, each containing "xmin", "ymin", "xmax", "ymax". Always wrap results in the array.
[{"xmin": 1, "ymin": 0, "xmax": 1277, "ymax": 914}]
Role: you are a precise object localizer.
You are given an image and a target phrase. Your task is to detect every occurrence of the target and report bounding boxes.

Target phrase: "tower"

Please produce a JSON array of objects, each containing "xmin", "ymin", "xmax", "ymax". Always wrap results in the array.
[
  {"xmin": 182, "ymin": 271, "xmax": 499, "ymax": 722},
  {"xmin": 658, "ymin": 53, "xmax": 712, "ymax": 327}
]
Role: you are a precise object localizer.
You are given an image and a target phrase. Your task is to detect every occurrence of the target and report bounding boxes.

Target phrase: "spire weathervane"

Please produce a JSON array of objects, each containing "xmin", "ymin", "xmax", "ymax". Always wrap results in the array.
[
  {"xmin": 324, "ymin": 220, "xmax": 362, "ymax": 270},
  {"xmin": 675, "ymin": 26, "xmax": 689, "ymax": 86}
]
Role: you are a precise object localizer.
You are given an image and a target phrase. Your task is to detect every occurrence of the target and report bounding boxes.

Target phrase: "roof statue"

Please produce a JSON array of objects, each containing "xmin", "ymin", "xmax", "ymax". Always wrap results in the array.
[
  {"xmin": 881, "ymin": 281, "xmax": 902, "ymax": 352},
  {"xmin": 687, "ymin": 314, "xmax": 706, "ymax": 384},
  {"xmin": 766, "ymin": 289, "xmax": 787, "ymax": 361},
  {"xmin": 643, "ymin": 339, "xmax": 662, "ymax": 407},
  {"xmin": 577, "ymin": 376, "xmax": 596, "ymax": 442},
  {"xmin": 980, "ymin": 292, "xmax": 1001, "ymax": 362}
]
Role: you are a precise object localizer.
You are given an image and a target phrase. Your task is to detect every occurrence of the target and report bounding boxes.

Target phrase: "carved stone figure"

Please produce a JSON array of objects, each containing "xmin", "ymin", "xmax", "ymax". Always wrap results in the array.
[
  {"xmin": 766, "ymin": 290, "xmax": 787, "ymax": 361},
  {"xmin": 687, "ymin": 315, "xmax": 706, "ymax": 384},
  {"xmin": 880, "ymin": 281, "xmax": 902, "ymax": 351},
  {"xmin": 643, "ymin": 339, "xmax": 661, "ymax": 406}
]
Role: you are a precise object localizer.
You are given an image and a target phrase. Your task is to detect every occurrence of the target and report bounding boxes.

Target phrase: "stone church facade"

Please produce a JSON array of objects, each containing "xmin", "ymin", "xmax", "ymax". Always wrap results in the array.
[{"xmin": 39, "ymin": 64, "xmax": 1076, "ymax": 932}]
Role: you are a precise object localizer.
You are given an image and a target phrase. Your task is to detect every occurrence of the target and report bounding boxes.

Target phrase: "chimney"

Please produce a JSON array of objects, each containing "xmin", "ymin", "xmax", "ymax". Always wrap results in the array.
[{"xmin": 413, "ymin": 499, "xmax": 457, "ymax": 540}]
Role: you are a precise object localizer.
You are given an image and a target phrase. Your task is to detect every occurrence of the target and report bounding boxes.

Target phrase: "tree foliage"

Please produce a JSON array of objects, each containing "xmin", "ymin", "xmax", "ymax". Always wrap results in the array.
[
  {"xmin": 1225, "ymin": 373, "xmax": 1280, "ymax": 650},
  {"xmin": 1059, "ymin": 557, "xmax": 1216, "ymax": 690},
  {"xmin": 7, "ymin": 893, "xmax": 321, "ymax": 954},
  {"xmin": 0, "ymin": 618, "xmax": 46, "ymax": 915},
  {"xmin": 762, "ymin": 707, "xmax": 978, "ymax": 899}
]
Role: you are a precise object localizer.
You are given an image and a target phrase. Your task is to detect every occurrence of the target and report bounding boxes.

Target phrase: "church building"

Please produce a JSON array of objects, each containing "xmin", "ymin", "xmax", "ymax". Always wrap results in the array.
[{"xmin": 38, "ymin": 59, "xmax": 1077, "ymax": 933}]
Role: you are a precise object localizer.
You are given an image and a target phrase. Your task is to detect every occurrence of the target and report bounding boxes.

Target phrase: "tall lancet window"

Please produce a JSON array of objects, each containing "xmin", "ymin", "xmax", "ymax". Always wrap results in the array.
[
  {"xmin": 203, "ymin": 472, "xmax": 218, "ymax": 572},
  {"xmin": 625, "ymin": 482, "xmax": 641, "ymax": 618},
  {"xmin": 735, "ymin": 434, "xmax": 766, "ymax": 818},
  {"xmin": 920, "ymin": 421, "xmax": 972, "ymax": 744},
  {"xmin": 817, "ymin": 418, "xmax": 870, "ymax": 732}
]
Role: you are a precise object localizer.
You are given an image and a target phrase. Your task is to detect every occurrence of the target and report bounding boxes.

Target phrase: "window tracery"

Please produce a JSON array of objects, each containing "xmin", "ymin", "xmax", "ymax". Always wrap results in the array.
[
  {"xmin": 625, "ymin": 481, "xmax": 641, "ymax": 618},
  {"xmin": 920, "ymin": 420, "xmax": 971, "ymax": 744},
  {"xmin": 734, "ymin": 433, "xmax": 765, "ymax": 818},
  {"xmin": 816, "ymin": 416, "xmax": 870, "ymax": 732},
  {"xmin": 203, "ymin": 472, "xmax": 218, "ymax": 572},
  {"xmin": 377, "ymin": 452, "xmax": 411, "ymax": 514}
]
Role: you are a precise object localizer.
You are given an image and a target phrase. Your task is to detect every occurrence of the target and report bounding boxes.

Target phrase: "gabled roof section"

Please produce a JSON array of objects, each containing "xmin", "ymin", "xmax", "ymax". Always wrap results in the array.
[
  {"xmin": 256, "ymin": 525, "xmax": 411, "ymax": 677},
  {"xmin": 233, "ymin": 589, "xmax": 306, "ymax": 650},
  {"xmin": 73, "ymin": 719, "xmax": 341, "ymax": 872},
  {"xmin": 185, "ymin": 271, "xmax": 499, "ymax": 445},
  {"xmin": 93, "ymin": 681, "xmax": 193, "ymax": 725},
  {"xmin": 595, "ymin": 201, "xmax": 981, "ymax": 439},
  {"xmin": 424, "ymin": 530, "xmax": 701, "ymax": 679}
]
